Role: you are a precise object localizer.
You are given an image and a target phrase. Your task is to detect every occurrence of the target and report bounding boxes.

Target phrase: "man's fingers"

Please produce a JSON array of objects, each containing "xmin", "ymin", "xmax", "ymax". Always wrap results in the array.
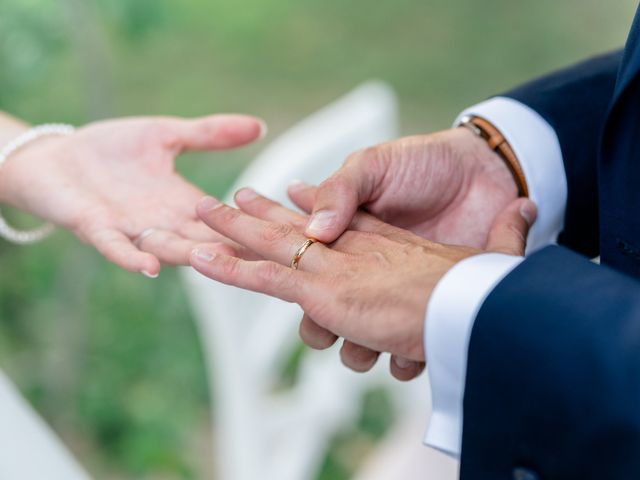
[
  {"xmin": 179, "ymin": 221, "xmax": 262, "ymax": 261},
  {"xmin": 287, "ymin": 180, "xmax": 316, "ymax": 213},
  {"xmin": 339, "ymin": 340, "xmax": 380, "ymax": 373},
  {"xmin": 135, "ymin": 229, "xmax": 238, "ymax": 266},
  {"xmin": 166, "ymin": 114, "xmax": 266, "ymax": 152},
  {"xmin": 190, "ymin": 246, "xmax": 314, "ymax": 305},
  {"xmin": 234, "ymin": 188, "xmax": 308, "ymax": 231},
  {"xmin": 288, "ymin": 180, "xmax": 394, "ymax": 235},
  {"xmin": 485, "ymin": 198, "xmax": 537, "ymax": 256},
  {"xmin": 389, "ymin": 355, "xmax": 425, "ymax": 382},
  {"xmin": 304, "ymin": 149, "xmax": 381, "ymax": 243},
  {"xmin": 298, "ymin": 314, "xmax": 338, "ymax": 350},
  {"xmin": 86, "ymin": 227, "xmax": 161, "ymax": 276},
  {"xmin": 196, "ymin": 196, "xmax": 338, "ymax": 271}
]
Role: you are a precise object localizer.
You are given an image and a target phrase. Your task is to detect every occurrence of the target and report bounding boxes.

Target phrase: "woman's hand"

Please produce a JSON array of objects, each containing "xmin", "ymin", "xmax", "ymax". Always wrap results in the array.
[
  {"xmin": 0, "ymin": 114, "xmax": 264, "ymax": 276},
  {"xmin": 189, "ymin": 185, "xmax": 536, "ymax": 379}
]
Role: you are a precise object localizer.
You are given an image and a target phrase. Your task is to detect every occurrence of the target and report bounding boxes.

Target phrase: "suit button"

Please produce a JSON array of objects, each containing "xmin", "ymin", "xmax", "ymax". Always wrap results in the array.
[{"xmin": 513, "ymin": 467, "xmax": 539, "ymax": 480}]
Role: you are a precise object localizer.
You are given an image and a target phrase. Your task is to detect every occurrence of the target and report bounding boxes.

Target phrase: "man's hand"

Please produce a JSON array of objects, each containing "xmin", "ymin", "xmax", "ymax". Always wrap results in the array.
[
  {"xmin": 189, "ymin": 187, "xmax": 536, "ymax": 379},
  {"xmin": 0, "ymin": 114, "xmax": 264, "ymax": 276},
  {"xmin": 300, "ymin": 127, "xmax": 523, "ymax": 247}
]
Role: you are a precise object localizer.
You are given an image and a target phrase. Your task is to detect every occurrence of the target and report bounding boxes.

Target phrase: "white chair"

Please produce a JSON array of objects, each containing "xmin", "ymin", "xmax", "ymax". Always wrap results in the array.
[
  {"xmin": 0, "ymin": 370, "xmax": 90, "ymax": 479},
  {"xmin": 182, "ymin": 81, "xmax": 458, "ymax": 480}
]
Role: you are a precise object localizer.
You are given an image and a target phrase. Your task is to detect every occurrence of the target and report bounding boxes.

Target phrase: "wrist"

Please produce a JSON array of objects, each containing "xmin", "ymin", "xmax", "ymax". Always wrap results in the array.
[
  {"xmin": 0, "ymin": 127, "xmax": 29, "ymax": 206},
  {"xmin": 455, "ymin": 126, "xmax": 519, "ymax": 198},
  {"xmin": 0, "ymin": 130, "xmax": 71, "ymax": 209}
]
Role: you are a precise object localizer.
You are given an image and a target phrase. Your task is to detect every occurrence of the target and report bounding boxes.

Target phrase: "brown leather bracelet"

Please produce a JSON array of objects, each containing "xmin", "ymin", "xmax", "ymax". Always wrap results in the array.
[{"xmin": 459, "ymin": 115, "xmax": 529, "ymax": 197}]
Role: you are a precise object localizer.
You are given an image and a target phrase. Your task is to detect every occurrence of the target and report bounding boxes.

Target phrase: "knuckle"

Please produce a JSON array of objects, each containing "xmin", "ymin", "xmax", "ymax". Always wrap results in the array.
[
  {"xmin": 255, "ymin": 261, "xmax": 281, "ymax": 284},
  {"xmin": 345, "ymin": 146, "xmax": 376, "ymax": 166},
  {"xmin": 319, "ymin": 175, "xmax": 347, "ymax": 195},
  {"xmin": 260, "ymin": 222, "xmax": 294, "ymax": 243},
  {"xmin": 149, "ymin": 121, "xmax": 178, "ymax": 147},
  {"xmin": 507, "ymin": 223, "xmax": 527, "ymax": 244},
  {"xmin": 343, "ymin": 150, "xmax": 364, "ymax": 168},
  {"xmin": 220, "ymin": 256, "xmax": 241, "ymax": 277},
  {"xmin": 212, "ymin": 205, "xmax": 240, "ymax": 225},
  {"xmin": 290, "ymin": 218, "xmax": 307, "ymax": 231}
]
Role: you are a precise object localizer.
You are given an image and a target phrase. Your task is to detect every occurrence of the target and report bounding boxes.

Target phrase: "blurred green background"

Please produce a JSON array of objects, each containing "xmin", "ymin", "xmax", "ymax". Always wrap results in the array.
[{"xmin": 0, "ymin": 0, "xmax": 636, "ymax": 478}]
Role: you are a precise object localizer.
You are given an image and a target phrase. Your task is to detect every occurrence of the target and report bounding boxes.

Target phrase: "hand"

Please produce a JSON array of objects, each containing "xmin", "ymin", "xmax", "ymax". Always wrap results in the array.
[
  {"xmin": 0, "ymin": 114, "xmax": 264, "ymax": 276},
  {"xmin": 189, "ymin": 186, "xmax": 536, "ymax": 379},
  {"xmin": 301, "ymin": 127, "xmax": 525, "ymax": 247}
]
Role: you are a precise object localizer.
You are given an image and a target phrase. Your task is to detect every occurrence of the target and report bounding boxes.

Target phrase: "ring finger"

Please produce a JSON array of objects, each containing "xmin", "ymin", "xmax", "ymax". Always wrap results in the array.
[{"xmin": 197, "ymin": 196, "xmax": 338, "ymax": 271}]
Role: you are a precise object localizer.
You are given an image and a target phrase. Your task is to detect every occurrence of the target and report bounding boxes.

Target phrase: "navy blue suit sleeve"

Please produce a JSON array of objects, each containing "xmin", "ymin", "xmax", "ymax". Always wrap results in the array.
[
  {"xmin": 461, "ymin": 245, "xmax": 640, "ymax": 479},
  {"xmin": 504, "ymin": 51, "xmax": 622, "ymax": 256}
]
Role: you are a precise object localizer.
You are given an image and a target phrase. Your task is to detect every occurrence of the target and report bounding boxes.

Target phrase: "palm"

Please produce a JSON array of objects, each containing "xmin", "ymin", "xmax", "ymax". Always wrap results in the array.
[
  {"xmin": 360, "ymin": 129, "xmax": 517, "ymax": 248},
  {"xmin": 5, "ymin": 115, "xmax": 263, "ymax": 274}
]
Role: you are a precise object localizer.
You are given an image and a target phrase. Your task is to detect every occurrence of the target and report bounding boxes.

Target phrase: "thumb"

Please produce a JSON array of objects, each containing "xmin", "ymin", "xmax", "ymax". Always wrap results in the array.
[
  {"xmin": 485, "ymin": 198, "xmax": 537, "ymax": 256},
  {"xmin": 304, "ymin": 149, "xmax": 380, "ymax": 243}
]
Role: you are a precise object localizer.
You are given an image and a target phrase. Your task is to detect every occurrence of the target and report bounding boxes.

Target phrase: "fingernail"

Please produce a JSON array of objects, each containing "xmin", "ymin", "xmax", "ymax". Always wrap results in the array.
[
  {"xmin": 258, "ymin": 120, "xmax": 268, "ymax": 140},
  {"xmin": 235, "ymin": 187, "xmax": 258, "ymax": 203},
  {"xmin": 192, "ymin": 248, "xmax": 215, "ymax": 262},
  {"xmin": 199, "ymin": 196, "xmax": 222, "ymax": 211},
  {"xmin": 307, "ymin": 210, "xmax": 337, "ymax": 234},
  {"xmin": 394, "ymin": 356, "xmax": 413, "ymax": 369},
  {"xmin": 520, "ymin": 200, "xmax": 537, "ymax": 226},
  {"xmin": 141, "ymin": 270, "xmax": 159, "ymax": 279},
  {"xmin": 288, "ymin": 179, "xmax": 309, "ymax": 190}
]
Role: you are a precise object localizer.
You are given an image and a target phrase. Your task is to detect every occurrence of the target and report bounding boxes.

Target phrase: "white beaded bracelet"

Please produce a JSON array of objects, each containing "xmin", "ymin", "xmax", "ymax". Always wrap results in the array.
[{"xmin": 0, "ymin": 124, "xmax": 75, "ymax": 244}]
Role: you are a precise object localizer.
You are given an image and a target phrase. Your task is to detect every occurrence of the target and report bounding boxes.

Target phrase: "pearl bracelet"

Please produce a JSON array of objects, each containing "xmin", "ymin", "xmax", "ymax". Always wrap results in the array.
[{"xmin": 0, "ymin": 124, "xmax": 75, "ymax": 244}]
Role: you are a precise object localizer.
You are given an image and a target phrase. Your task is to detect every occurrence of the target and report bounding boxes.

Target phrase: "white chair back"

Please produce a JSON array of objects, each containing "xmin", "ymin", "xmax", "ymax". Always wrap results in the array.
[{"xmin": 0, "ymin": 370, "xmax": 90, "ymax": 479}]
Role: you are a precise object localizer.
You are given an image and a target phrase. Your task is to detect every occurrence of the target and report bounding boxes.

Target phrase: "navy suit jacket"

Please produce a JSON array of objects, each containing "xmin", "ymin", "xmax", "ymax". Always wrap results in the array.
[{"xmin": 461, "ymin": 5, "xmax": 640, "ymax": 480}]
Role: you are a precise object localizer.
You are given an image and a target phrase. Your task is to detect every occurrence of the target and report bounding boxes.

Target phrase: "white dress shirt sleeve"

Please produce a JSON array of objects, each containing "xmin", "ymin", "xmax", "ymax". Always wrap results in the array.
[{"xmin": 424, "ymin": 96, "xmax": 568, "ymax": 457}]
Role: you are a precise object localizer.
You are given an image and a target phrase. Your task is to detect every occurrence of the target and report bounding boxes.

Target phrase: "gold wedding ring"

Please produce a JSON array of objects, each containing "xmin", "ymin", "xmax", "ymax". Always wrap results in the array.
[{"xmin": 290, "ymin": 238, "xmax": 318, "ymax": 270}]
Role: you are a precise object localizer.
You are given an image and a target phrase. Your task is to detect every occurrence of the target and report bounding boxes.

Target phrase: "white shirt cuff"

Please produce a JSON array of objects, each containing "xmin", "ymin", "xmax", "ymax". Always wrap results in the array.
[
  {"xmin": 423, "ymin": 97, "xmax": 567, "ymax": 458},
  {"xmin": 424, "ymin": 253, "xmax": 524, "ymax": 457},
  {"xmin": 455, "ymin": 96, "xmax": 567, "ymax": 253}
]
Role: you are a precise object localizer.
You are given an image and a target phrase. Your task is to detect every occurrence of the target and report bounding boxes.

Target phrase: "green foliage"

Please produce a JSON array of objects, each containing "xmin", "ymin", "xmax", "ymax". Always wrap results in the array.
[
  {"xmin": 0, "ymin": 0, "xmax": 636, "ymax": 478},
  {"xmin": 0, "ymin": 0, "xmax": 67, "ymax": 103},
  {"xmin": 317, "ymin": 389, "xmax": 395, "ymax": 480}
]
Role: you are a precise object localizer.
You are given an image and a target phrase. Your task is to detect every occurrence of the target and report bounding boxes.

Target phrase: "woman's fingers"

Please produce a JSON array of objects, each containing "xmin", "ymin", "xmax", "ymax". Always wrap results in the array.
[
  {"xmin": 190, "ymin": 247, "xmax": 315, "ymax": 305},
  {"xmin": 486, "ymin": 198, "xmax": 537, "ymax": 256},
  {"xmin": 85, "ymin": 226, "xmax": 161, "ymax": 276},
  {"xmin": 196, "ymin": 196, "xmax": 337, "ymax": 270},
  {"xmin": 135, "ymin": 229, "xmax": 196, "ymax": 265},
  {"xmin": 165, "ymin": 115, "xmax": 266, "ymax": 152},
  {"xmin": 389, "ymin": 355, "xmax": 425, "ymax": 381},
  {"xmin": 340, "ymin": 340, "xmax": 380, "ymax": 373},
  {"xmin": 298, "ymin": 314, "xmax": 338, "ymax": 350}
]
